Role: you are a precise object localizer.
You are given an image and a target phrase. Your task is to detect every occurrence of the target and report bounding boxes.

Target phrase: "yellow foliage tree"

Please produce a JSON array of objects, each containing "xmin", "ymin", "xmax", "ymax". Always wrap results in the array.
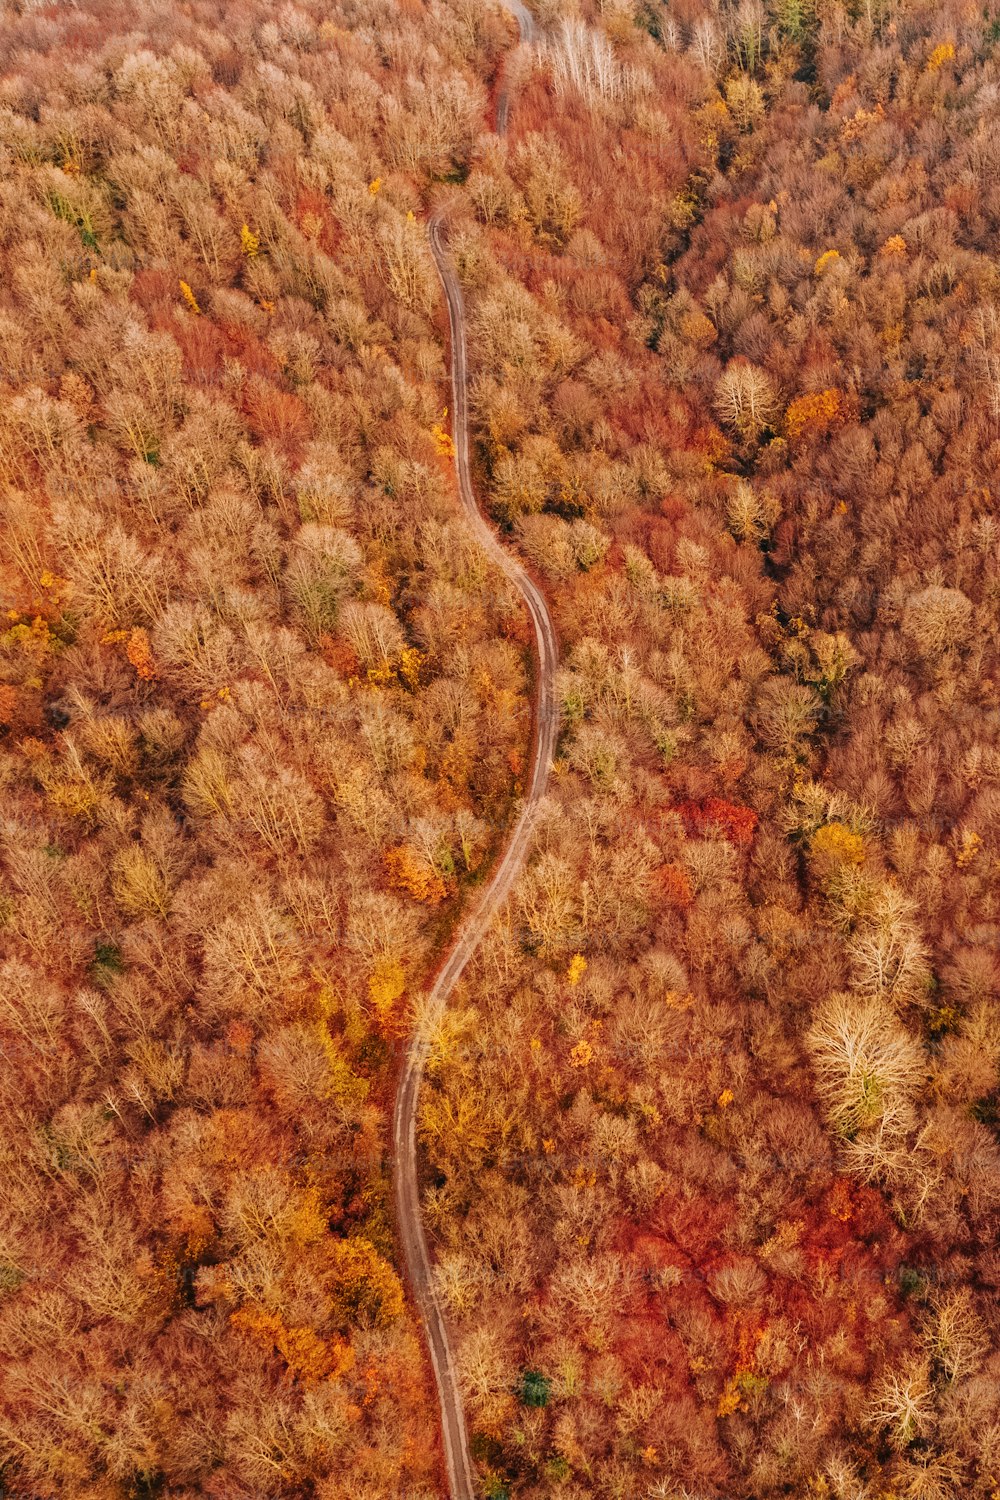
[
  {"xmin": 569, "ymin": 1039, "xmax": 593, "ymax": 1069},
  {"xmin": 926, "ymin": 40, "xmax": 955, "ymax": 71},
  {"xmin": 398, "ymin": 645, "xmax": 423, "ymax": 690},
  {"xmin": 566, "ymin": 953, "xmax": 587, "ymax": 986},
  {"xmin": 784, "ymin": 389, "xmax": 845, "ymax": 443},
  {"xmin": 126, "ymin": 626, "xmax": 158, "ymax": 680},
  {"xmin": 329, "ymin": 1237, "xmax": 404, "ymax": 1326},
  {"xmin": 231, "ymin": 1305, "xmax": 355, "ymax": 1386},
  {"xmin": 810, "ymin": 821, "xmax": 864, "ymax": 867},
  {"xmin": 953, "ymin": 829, "xmax": 981, "ymax": 868},
  {"xmin": 284, "ymin": 1185, "xmax": 328, "ymax": 1247},
  {"xmin": 431, "ymin": 413, "xmax": 455, "ymax": 458},
  {"xmin": 384, "ymin": 844, "xmax": 447, "ymax": 904},
  {"xmin": 368, "ymin": 955, "xmax": 405, "ymax": 1023}
]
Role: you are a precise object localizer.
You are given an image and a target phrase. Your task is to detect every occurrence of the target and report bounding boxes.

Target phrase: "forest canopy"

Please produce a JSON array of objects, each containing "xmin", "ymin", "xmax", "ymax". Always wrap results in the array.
[{"xmin": 0, "ymin": 0, "xmax": 999, "ymax": 1498}]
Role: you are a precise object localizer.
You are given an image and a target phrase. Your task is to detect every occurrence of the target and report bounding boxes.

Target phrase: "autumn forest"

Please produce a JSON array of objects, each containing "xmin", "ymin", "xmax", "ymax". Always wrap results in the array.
[{"xmin": 0, "ymin": 0, "xmax": 999, "ymax": 1497}]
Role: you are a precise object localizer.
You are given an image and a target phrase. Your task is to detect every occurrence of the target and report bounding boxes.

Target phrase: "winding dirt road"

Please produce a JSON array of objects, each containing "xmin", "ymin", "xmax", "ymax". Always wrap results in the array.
[{"xmin": 391, "ymin": 5, "xmax": 552, "ymax": 1497}]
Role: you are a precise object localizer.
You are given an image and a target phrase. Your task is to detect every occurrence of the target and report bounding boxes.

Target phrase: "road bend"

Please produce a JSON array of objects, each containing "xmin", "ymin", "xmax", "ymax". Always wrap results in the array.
[{"xmin": 391, "ymin": 4, "xmax": 552, "ymax": 1498}]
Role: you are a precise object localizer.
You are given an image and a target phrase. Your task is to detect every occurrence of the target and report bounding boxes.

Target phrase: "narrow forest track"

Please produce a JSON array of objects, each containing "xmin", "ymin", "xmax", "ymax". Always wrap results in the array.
[{"xmin": 391, "ymin": 5, "xmax": 551, "ymax": 1498}]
